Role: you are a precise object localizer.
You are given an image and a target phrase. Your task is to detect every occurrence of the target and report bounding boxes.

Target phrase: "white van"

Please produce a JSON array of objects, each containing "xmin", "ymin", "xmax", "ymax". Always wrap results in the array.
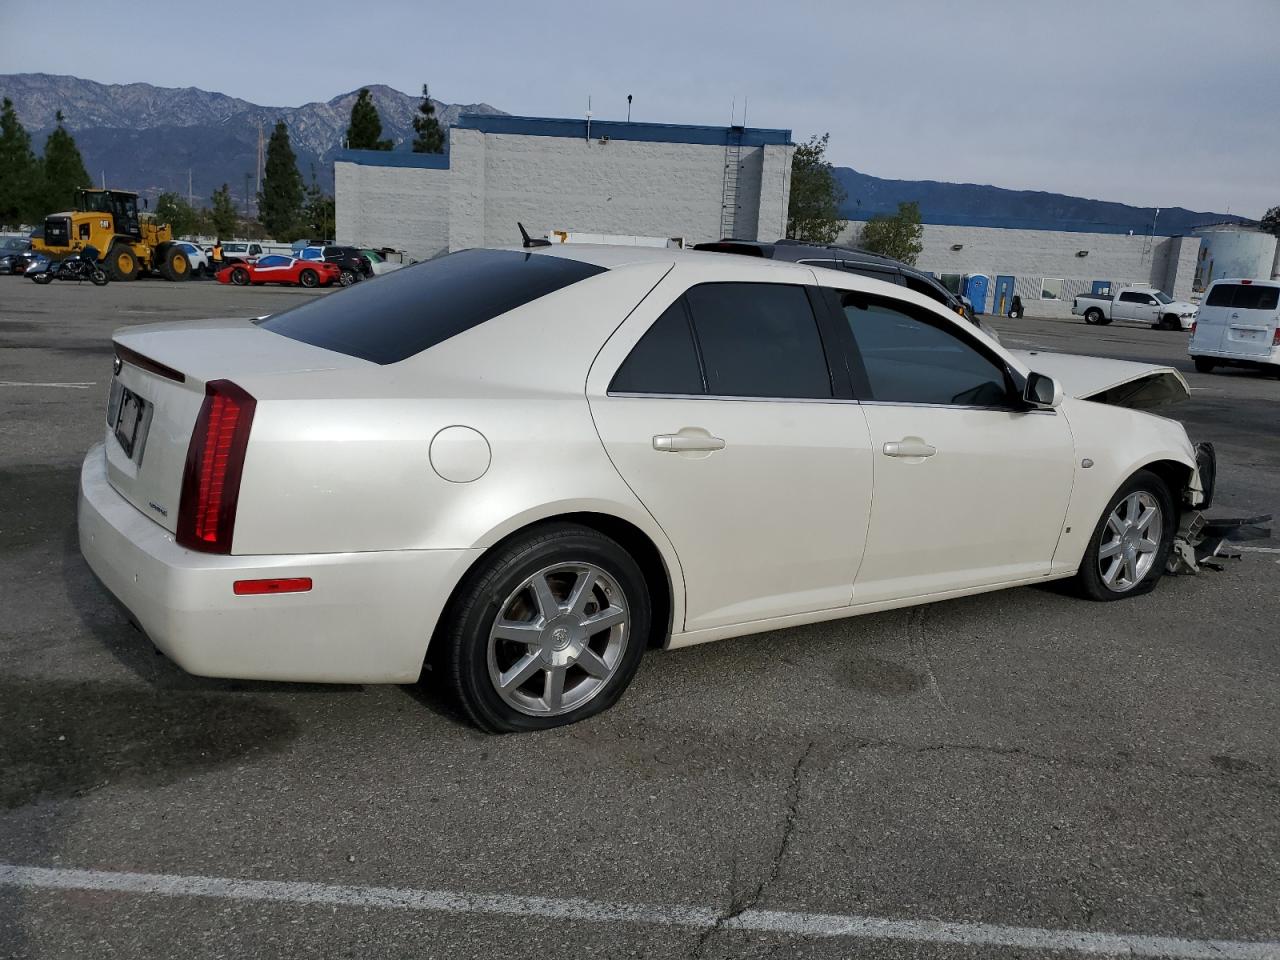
[{"xmin": 1188, "ymin": 278, "xmax": 1280, "ymax": 374}]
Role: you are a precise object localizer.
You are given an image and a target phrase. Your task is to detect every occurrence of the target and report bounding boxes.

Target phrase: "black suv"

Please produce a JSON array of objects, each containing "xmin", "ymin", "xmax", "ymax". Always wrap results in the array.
[
  {"xmin": 301, "ymin": 245, "xmax": 373, "ymax": 286},
  {"xmin": 693, "ymin": 239, "xmax": 996, "ymax": 340}
]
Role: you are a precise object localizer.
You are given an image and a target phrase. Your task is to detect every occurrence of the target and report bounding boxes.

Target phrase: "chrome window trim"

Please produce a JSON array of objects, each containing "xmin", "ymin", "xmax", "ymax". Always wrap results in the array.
[{"xmin": 604, "ymin": 391, "xmax": 1056, "ymax": 414}]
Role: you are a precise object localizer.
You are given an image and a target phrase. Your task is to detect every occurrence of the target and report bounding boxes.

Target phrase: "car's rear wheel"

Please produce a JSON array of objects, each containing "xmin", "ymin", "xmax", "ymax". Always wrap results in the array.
[
  {"xmin": 299, "ymin": 268, "xmax": 319, "ymax": 288},
  {"xmin": 437, "ymin": 523, "xmax": 650, "ymax": 732},
  {"xmin": 1084, "ymin": 307, "xmax": 1104, "ymax": 325},
  {"xmin": 1193, "ymin": 357, "xmax": 1216, "ymax": 373},
  {"xmin": 338, "ymin": 268, "xmax": 357, "ymax": 287},
  {"xmin": 229, "ymin": 266, "xmax": 250, "ymax": 286},
  {"xmin": 1074, "ymin": 470, "xmax": 1175, "ymax": 601}
]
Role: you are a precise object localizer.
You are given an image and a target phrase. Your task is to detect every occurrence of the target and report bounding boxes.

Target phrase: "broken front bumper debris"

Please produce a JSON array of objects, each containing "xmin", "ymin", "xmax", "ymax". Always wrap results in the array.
[{"xmin": 1169, "ymin": 442, "xmax": 1272, "ymax": 574}]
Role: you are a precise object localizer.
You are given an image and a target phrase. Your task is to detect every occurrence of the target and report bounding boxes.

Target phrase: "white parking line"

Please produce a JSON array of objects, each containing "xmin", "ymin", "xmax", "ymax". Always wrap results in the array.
[
  {"xmin": 2, "ymin": 863, "xmax": 1277, "ymax": 958},
  {"xmin": 0, "ymin": 381, "xmax": 96, "ymax": 389}
]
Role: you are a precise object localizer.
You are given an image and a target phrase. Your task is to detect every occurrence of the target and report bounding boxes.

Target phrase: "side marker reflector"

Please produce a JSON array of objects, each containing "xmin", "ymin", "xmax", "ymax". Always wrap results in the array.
[{"xmin": 233, "ymin": 577, "xmax": 313, "ymax": 596}]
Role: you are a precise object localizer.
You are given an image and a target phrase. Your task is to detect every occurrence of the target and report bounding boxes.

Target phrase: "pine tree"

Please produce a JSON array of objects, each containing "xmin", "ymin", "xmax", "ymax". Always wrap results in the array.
[
  {"xmin": 210, "ymin": 183, "xmax": 238, "ymax": 238},
  {"xmin": 258, "ymin": 120, "xmax": 304, "ymax": 239},
  {"xmin": 346, "ymin": 88, "xmax": 392, "ymax": 150},
  {"xmin": 412, "ymin": 84, "xmax": 445, "ymax": 154},
  {"xmin": 0, "ymin": 97, "xmax": 42, "ymax": 226},
  {"xmin": 40, "ymin": 110, "xmax": 91, "ymax": 214},
  {"xmin": 303, "ymin": 172, "xmax": 336, "ymax": 241}
]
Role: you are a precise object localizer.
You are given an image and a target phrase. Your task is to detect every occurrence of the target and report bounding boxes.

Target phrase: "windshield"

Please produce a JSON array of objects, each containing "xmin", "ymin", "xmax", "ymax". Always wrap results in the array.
[
  {"xmin": 258, "ymin": 249, "xmax": 606, "ymax": 364},
  {"xmin": 1153, "ymin": 291, "xmax": 1173, "ymax": 304}
]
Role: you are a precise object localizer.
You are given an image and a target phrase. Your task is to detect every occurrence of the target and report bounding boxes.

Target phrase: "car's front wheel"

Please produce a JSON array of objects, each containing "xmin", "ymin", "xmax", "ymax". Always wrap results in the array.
[
  {"xmin": 437, "ymin": 523, "xmax": 651, "ymax": 732},
  {"xmin": 1074, "ymin": 470, "xmax": 1175, "ymax": 601}
]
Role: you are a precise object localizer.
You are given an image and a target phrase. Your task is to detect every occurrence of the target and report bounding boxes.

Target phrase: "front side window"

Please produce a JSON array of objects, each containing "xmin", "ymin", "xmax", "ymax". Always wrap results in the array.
[
  {"xmin": 1154, "ymin": 291, "xmax": 1173, "ymax": 304},
  {"xmin": 256, "ymin": 255, "xmax": 290, "ymax": 267},
  {"xmin": 1041, "ymin": 278, "xmax": 1065, "ymax": 300},
  {"xmin": 840, "ymin": 292, "xmax": 1011, "ymax": 407},
  {"xmin": 684, "ymin": 283, "xmax": 832, "ymax": 399}
]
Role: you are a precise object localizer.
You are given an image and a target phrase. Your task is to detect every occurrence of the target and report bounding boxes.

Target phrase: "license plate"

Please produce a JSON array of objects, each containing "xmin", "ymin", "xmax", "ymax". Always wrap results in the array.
[
  {"xmin": 113, "ymin": 386, "xmax": 148, "ymax": 459},
  {"xmin": 1232, "ymin": 329, "xmax": 1262, "ymax": 342}
]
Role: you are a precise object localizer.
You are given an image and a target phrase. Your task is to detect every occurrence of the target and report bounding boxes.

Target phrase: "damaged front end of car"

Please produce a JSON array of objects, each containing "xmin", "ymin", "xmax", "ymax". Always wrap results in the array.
[{"xmin": 1168, "ymin": 441, "xmax": 1272, "ymax": 574}]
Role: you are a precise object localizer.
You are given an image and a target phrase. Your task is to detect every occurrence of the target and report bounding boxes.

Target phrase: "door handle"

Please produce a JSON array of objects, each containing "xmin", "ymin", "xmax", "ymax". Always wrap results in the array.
[
  {"xmin": 883, "ymin": 438, "xmax": 937, "ymax": 459},
  {"xmin": 653, "ymin": 433, "xmax": 726, "ymax": 453}
]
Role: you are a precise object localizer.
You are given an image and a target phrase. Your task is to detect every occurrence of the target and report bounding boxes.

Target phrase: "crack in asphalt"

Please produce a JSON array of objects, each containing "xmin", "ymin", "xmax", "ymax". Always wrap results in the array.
[
  {"xmin": 689, "ymin": 739, "xmax": 816, "ymax": 958},
  {"xmin": 905, "ymin": 606, "xmax": 949, "ymax": 712}
]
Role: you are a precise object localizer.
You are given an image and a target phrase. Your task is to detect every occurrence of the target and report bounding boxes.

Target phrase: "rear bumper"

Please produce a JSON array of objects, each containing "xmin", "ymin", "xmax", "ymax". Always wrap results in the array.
[{"xmin": 77, "ymin": 442, "xmax": 479, "ymax": 683}]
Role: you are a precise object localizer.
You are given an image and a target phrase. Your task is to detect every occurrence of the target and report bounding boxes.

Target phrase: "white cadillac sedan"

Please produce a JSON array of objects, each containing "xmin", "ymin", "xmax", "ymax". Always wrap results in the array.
[{"xmin": 79, "ymin": 245, "xmax": 1213, "ymax": 731}]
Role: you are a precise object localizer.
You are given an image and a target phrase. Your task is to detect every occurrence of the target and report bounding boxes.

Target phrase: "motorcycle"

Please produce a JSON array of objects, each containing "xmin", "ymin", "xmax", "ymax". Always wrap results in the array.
[{"xmin": 30, "ymin": 245, "xmax": 108, "ymax": 286}]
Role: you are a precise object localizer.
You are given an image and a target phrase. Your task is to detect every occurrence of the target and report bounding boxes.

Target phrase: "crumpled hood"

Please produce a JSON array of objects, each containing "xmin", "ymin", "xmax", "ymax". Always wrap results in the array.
[{"xmin": 1012, "ymin": 350, "xmax": 1190, "ymax": 408}]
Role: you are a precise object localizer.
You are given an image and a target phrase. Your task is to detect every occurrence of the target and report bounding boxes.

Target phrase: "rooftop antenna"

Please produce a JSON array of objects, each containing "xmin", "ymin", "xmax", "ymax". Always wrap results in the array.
[
  {"xmin": 586, "ymin": 95, "xmax": 592, "ymax": 142},
  {"xmin": 626, "ymin": 94, "xmax": 632, "ymax": 123},
  {"xmin": 518, "ymin": 222, "xmax": 550, "ymax": 248}
]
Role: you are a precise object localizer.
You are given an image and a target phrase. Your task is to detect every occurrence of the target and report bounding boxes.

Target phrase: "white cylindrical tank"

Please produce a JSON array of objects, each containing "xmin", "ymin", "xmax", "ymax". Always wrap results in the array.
[{"xmin": 1192, "ymin": 224, "xmax": 1278, "ymax": 286}]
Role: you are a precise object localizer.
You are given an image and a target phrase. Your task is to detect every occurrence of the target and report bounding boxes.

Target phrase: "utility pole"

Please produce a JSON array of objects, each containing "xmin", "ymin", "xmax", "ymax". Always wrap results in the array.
[
  {"xmin": 256, "ymin": 121, "xmax": 264, "ymax": 198},
  {"xmin": 626, "ymin": 94, "xmax": 632, "ymax": 123},
  {"xmin": 188, "ymin": 168, "xmax": 193, "ymax": 206},
  {"xmin": 244, "ymin": 172, "xmax": 251, "ymax": 219}
]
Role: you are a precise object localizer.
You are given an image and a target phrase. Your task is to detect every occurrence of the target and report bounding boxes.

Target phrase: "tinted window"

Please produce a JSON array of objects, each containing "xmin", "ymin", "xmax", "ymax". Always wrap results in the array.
[
  {"xmin": 1206, "ymin": 283, "xmax": 1279, "ymax": 310},
  {"xmin": 902, "ymin": 273, "xmax": 951, "ymax": 307},
  {"xmin": 259, "ymin": 249, "xmax": 606, "ymax": 364},
  {"xmin": 841, "ymin": 293, "xmax": 1010, "ymax": 406},
  {"xmin": 1118, "ymin": 291, "xmax": 1151, "ymax": 303},
  {"xmin": 684, "ymin": 283, "xmax": 831, "ymax": 399},
  {"xmin": 609, "ymin": 300, "xmax": 704, "ymax": 395}
]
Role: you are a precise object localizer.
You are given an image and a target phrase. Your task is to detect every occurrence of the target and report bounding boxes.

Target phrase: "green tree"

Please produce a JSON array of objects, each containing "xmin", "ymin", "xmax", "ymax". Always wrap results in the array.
[
  {"xmin": 1261, "ymin": 206, "xmax": 1280, "ymax": 237},
  {"xmin": 0, "ymin": 97, "xmax": 42, "ymax": 225},
  {"xmin": 859, "ymin": 201, "xmax": 924, "ymax": 266},
  {"xmin": 209, "ymin": 183, "xmax": 238, "ymax": 238},
  {"xmin": 154, "ymin": 191, "xmax": 199, "ymax": 237},
  {"xmin": 786, "ymin": 133, "xmax": 844, "ymax": 245},
  {"xmin": 258, "ymin": 120, "xmax": 305, "ymax": 239},
  {"xmin": 412, "ymin": 84, "xmax": 445, "ymax": 153},
  {"xmin": 302, "ymin": 168, "xmax": 335, "ymax": 240},
  {"xmin": 40, "ymin": 110, "xmax": 91, "ymax": 214},
  {"xmin": 346, "ymin": 88, "xmax": 392, "ymax": 151}
]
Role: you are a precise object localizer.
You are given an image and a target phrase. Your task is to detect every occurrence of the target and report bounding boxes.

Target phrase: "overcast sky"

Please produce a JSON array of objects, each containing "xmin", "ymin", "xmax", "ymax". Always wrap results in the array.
[{"xmin": 3, "ymin": 0, "xmax": 1276, "ymax": 217}]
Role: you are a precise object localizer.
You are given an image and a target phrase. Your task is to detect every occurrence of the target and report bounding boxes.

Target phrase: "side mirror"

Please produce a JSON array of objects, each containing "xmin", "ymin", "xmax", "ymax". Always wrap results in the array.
[{"xmin": 1024, "ymin": 372, "xmax": 1064, "ymax": 409}]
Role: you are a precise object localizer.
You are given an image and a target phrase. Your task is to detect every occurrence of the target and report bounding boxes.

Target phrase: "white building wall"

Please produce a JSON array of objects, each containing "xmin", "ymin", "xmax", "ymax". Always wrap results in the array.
[
  {"xmin": 448, "ymin": 129, "xmax": 486, "ymax": 253},
  {"xmin": 334, "ymin": 161, "xmax": 449, "ymax": 260},
  {"xmin": 840, "ymin": 220, "xmax": 1201, "ymax": 318},
  {"xmin": 756, "ymin": 144, "xmax": 793, "ymax": 243},
  {"xmin": 477, "ymin": 134, "xmax": 757, "ymax": 248}
]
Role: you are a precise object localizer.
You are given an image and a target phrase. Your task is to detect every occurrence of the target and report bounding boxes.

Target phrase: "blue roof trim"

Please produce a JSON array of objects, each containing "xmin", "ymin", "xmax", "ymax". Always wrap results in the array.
[
  {"xmin": 335, "ymin": 149, "xmax": 450, "ymax": 170},
  {"xmin": 455, "ymin": 114, "xmax": 792, "ymax": 147}
]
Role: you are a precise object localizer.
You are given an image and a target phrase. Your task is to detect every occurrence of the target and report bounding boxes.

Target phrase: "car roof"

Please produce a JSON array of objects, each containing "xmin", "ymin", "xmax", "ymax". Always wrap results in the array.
[{"xmin": 1208, "ymin": 277, "xmax": 1280, "ymax": 288}]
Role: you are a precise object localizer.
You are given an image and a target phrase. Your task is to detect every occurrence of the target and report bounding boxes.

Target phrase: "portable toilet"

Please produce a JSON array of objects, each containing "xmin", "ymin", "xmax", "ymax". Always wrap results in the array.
[{"xmin": 963, "ymin": 275, "xmax": 990, "ymax": 315}]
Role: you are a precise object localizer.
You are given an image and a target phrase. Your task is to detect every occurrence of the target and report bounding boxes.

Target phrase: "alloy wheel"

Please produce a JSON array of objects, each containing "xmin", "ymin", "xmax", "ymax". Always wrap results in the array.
[
  {"xmin": 487, "ymin": 562, "xmax": 629, "ymax": 717},
  {"xmin": 1098, "ymin": 491, "xmax": 1162, "ymax": 592}
]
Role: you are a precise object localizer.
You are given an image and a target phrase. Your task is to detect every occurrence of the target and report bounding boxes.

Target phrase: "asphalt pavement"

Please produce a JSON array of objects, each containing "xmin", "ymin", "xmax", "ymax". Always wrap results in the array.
[{"xmin": 0, "ymin": 279, "xmax": 1277, "ymax": 959}]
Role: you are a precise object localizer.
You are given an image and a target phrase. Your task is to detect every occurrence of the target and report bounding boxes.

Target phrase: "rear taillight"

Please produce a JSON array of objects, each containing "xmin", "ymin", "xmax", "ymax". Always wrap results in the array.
[
  {"xmin": 1273, "ymin": 328, "xmax": 1280, "ymax": 347},
  {"xmin": 1190, "ymin": 321, "xmax": 1197, "ymax": 335},
  {"xmin": 177, "ymin": 380, "xmax": 256, "ymax": 554}
]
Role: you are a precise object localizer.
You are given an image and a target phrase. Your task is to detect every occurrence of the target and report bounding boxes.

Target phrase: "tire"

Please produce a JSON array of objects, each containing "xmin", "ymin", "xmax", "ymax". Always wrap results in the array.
[
  {"xmin": 1083, "ymin": 307, "xmax": 1105, "ymax": 325},
  {"xmin": 1074, "ymin": 470, "xmax": 1176, "ymax": 601},
  {"xmin": 1008, "ymin": 308, "xmax": 1022, "ymax": 319},
  {"xmin": 1193, "ymin": 357, "xmax": 1216, "ymax": 374},
  {"xmin": 229, "ymin": 266, "xmax": 250, "ymax": 286},
  {"xmin": 106, "ymin": 243, "xmax": 139, "ymax": 282},
  {"xmin": 159, "ymin": 247, "xmax": 191, "ymax": 282},
  {"xmin": 90, "ymin": 269, "xmax": 108, "ymax": 286},
  {"xmin": 298, "ymin": 268, "xmax": 319, "ymax": 288},
  {"xmin": 32, "ymin": 271, "xmax": 52, "ymax": 285},
  {"xmin": 437, "ymin": 523, "xmax": 651, "ymax": 733},
  {"xmin": 338, "ymin": 268, "xmax": 357, "ymax": 287},
  {"xmin": 1159, "ymin": 314, "xmax": 1180, "ymax": 330}
]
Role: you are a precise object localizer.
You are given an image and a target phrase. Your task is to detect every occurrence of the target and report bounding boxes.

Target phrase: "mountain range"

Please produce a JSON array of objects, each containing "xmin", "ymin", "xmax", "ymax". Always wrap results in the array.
[{"xmin": 0, "ymin": 74, "xmax": 1248, "ymax": 236}]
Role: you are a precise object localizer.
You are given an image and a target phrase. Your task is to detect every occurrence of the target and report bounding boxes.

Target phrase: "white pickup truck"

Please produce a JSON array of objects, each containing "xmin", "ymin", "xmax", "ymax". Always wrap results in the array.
[{"xmin": 1072, "ymin": 286, "xmax": 1199, "ymax": 330}]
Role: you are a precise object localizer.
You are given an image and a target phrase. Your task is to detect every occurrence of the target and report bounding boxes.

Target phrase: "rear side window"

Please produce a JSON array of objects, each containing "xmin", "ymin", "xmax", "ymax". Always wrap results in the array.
[
  {"xmin": 684, "ymin": 283, "xmax": 832, "ymax": 399},
  {"xmin": 902, "ymin": 274, "xmax": 950, "ymax": 307},
  {"xmin": 1205, "ymin": 283, "xmax": 1279, "ymax": 310},
  {"xmin": 259, "ymin": 249, "xmax": 606, "ymax": 364},
  {"xmin": 609, "ymin": 300, "xmax": 704, "ymax": 395}
]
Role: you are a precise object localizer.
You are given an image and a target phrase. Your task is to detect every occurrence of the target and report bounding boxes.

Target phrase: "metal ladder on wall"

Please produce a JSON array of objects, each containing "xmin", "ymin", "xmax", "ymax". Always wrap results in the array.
[{"xmin": 720, "ymin": 125, "xmax": 744, "ymax": 240}]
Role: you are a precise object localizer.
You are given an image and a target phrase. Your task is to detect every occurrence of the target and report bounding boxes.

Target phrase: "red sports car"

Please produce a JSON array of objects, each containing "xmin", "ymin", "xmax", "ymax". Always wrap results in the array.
[{"xmin": 215, "ymin": 255, "xmax": 342, "ymax": 288}]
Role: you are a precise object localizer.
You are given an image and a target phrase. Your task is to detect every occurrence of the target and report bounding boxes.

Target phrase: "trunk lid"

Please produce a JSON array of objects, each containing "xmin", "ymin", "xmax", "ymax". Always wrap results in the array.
[
  {"xmin": 1011, "ymin": 350, "xmax": 1190, "ymax": 409},
  {"xmin": 104, "ymin": 318, "xmax": 365, "ymax": 532}
]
